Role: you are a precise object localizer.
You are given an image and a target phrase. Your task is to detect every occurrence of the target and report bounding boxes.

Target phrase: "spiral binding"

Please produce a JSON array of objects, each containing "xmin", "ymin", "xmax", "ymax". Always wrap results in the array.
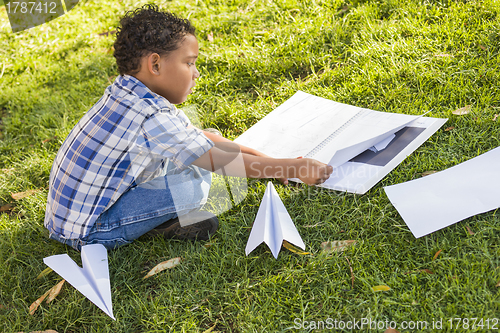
[{"xmin": 305, "ymin": 109, "xmax": 366, "ymax": 158}]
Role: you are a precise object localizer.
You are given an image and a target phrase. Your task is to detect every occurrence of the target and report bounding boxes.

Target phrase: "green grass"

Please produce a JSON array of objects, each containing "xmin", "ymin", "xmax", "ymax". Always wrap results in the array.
[{"xmin": 1, "ymin": 0, "xmax": 499, "ymax": 332}]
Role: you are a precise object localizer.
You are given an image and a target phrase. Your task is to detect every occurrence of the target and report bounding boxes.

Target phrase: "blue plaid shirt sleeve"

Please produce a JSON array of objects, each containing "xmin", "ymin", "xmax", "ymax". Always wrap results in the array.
[{"xmin": 137, "ymin": 109, "xmax": 214, "ymax": 170}]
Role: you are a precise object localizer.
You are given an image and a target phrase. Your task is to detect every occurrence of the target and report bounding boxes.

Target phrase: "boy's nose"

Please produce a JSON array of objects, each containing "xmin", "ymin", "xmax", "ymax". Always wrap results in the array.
[{"xmin": 193, "ymin": 68, "xmax": 200, "ymax": 79}]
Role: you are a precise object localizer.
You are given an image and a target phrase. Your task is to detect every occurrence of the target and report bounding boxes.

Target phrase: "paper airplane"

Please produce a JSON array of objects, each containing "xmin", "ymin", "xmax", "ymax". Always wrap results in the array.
[
  {"xmin": 43, "ymin": 244, "xmax": 115, "ymax": 320},
  {"xmin": 245, "ymin": 182, "xmax": 305, "ymax": 258}
]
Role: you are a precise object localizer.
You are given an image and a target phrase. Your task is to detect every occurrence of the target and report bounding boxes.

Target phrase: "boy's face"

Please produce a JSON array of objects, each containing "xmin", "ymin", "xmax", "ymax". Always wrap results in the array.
[{"xmin": 151, "ymin": 34, "xmax": 200, "ymax": 104}]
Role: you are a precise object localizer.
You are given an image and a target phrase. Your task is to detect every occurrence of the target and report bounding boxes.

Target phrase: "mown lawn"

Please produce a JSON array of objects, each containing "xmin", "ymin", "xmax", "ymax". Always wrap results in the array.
[{"xmin": 0, "ymin": 0, "xmax": 499, "ymax": 332}]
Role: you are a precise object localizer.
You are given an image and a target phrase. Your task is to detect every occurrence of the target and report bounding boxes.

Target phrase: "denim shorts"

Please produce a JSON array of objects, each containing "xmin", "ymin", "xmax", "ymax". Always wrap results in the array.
[{"xmin": 49, "ymin": 164, "xmax": 211, "ymax": 251}]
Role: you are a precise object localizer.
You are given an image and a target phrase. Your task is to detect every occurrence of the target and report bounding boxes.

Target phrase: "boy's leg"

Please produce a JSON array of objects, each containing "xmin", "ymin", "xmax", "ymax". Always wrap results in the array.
[{"xmin": 50, "ymin": 164, "xmax": 214, "ymax": 251}]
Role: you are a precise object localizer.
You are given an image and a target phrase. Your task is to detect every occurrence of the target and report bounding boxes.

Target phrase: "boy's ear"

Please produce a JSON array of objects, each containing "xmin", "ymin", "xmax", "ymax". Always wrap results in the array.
[{"xmin": 147, "ymin": 53, "xmax": 161, "ymax": 75}]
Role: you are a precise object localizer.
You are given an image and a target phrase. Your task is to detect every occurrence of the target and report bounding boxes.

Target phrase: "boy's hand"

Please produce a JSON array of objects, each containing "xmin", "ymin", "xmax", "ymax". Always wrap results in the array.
[{"xmin": 296, "ymin": 158, "xmax": 333, "ymax": 186}]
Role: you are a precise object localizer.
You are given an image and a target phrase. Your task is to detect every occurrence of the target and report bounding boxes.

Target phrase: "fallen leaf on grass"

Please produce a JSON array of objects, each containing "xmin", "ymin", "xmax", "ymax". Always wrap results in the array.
[
  {"xmin": 371, "ymin": 285, "xmax": 391, "ymax": 292},
  {"xmin": 421, "ymin": 171, "xmax": 437, "ymax": 177},
  {"xmin": 466, "ymin": 225, "xmax": 475, "ymax": 235},
  {"xmin": 45, "ymin": 280, "xmax": 65, "ymax": 303},
  {"xmin": 479, "ymin": 45, "xmax": 487, "ymax": 51},
  {"xmin": 433, "ymin": 249, "xmax": 442, "ymax": 260},
  {"xmin": 202, "ymin": 321, "xmax": 217, "ymax": 333},
  {"xmin": 496, "ymin": 281, "xmax": 500, "ymax": 287},
  {"xmin": 283, "ymin": 241, "xmax": 311, "ymax": 255},
  {"xmin": 207, "ymin": 32, "xmax": 214, "ymax": 42},
  {"xmin": 143, "ymin": 257, "xmax": 181, "ymax": 279},
  {"xmin": 384, "ymin": 328, "xmax": 400, "ymax": 333},
  {"xmin": 335, "ymin": 5, "xmax": 350, "ymax": 15},
  {"xmin": 98, "ymin": 30, "xmax": 116, "ymax": 37},
  {"xmin": 11, "ymin": 189, "xmax": 40, "ymax": 200},
  {"xmin": 29, "ymin": 280, "xmax": 65, "ymax": 315},
  {"xmin": 0, "ymin": 204, "xmax": 13, "ymax": 213},
  {"xmin": 29, "ymin": 290, "xmax": 50, "ymax": 314},
  {"xmin": 452, "ymin": 105, "xmax": 471, "ymax": 115},
  {"xmin": 36, "ymin": 267, "xmax": 53, "ymax": 280},
  {"xmin": 345, "ymin": 256, "xmax": 355, "ymax": 289},
  {"xmin": 321, "ymin": 240, "xmax": 356, "ymax": 253},
  {"xmin": 444, "ymin": 126, "xmax": 455, "ymax": 131},
  {"xmin": 42, "ymin": 136, "xmax": 57, "ymax": 144},
  {"xmin": 493, "ymin": 114, "xmax": 498, "ymax": 121}
]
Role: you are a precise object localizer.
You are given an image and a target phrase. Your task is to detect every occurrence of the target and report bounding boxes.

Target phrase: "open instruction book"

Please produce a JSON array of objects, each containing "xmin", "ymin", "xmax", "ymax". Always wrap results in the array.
[{"xmin": 235, "ymin": 91, "xmax": 447, "ymax": 194}]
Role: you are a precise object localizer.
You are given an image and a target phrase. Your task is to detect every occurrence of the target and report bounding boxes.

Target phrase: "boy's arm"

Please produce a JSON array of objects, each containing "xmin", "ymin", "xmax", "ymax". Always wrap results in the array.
[
  {"xmin": 201, "ymin": 129, "xmax": 303, "ymax": 184},
  {"xmin": 191, "ymin": 141, "xmax": 333, "ymax": 186},
  {"xmin": 202, "ymin": 130, "xmax": 266, "ymax": 157}
]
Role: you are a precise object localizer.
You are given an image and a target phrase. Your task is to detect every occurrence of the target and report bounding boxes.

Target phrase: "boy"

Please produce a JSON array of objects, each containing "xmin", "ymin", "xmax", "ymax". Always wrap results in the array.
[{"xmin": 44, "ymin": 5, "xmax": 333, "ymax": 251}]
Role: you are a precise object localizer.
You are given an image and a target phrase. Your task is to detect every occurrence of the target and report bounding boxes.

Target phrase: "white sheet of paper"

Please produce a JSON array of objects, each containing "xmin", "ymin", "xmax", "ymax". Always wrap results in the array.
[
  {"xmin": 235, "ymin": 91, "xmax": 446, "ymax": 193},
  {"xmin": 43, "ymin": 244, "xmax": 115, "ymax": 320},
  {"xmin": 384, "ymin": 146, "xmax": 500, "ymax": 238},
  {"xmin": 245, "ymin": 182, "xmax": 305, "ymax": 258}
]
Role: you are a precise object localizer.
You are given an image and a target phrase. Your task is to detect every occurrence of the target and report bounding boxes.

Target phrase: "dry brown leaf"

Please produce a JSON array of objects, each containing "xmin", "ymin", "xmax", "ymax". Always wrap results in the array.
[
  {"xmin": 42, "ymin": 136, "xmax": 57, "ymax": 144},
  {"xmin": 384, "ymin": 328, "xmax": 400, "ymax": 333},
  {"xmin": 283, "ymin": 240, "xmax": 311, "ymax": 255},
  {"xmin": 321, "ymin": 240, "xmax": 356, "ymax": 253},
  {"xmin": 433, "ymin": 249, "xmax": 442, "ymax": 260},
  {"xmin": 336, "ymin": 5, "xmax": 350, "ymax": 15},
  {"xmin": 29, "ymin": 280, "xmax": 65, "ymax": 315},
  {"xmin": 466, "ymin": 225, "xmax": 475, "ymax": 235},
  {"xmin": 479, "ymin": 45, "xmax": 487, "ymax": 50},
  {"xmin": 496, "ymin": 280, "xmax": 500, "ymax": 287},
  {"xmin": 493, "ymin": 114, "xmax": 498, "ymax": 121},
  {"xmin": 143, "ymin": 257, "xmax": 181, "ymax": 279},
  {"xmin": 36, "ymin": 267, "xmax": 53, "ymax": 280},
  {"xmin": 0, "ymin": 204, "xmax": 13, "ymax": 213},
  {"xmin": 29, "ymin": 289, "xmax": 51, "ymax": 315},
  {"xmin": 444, "ymin": 126, "xmax": 455, "ymax": 131},
  {"xmin": 45, "ymin": 280, "xmax": 65, "ymax": 303},
  {"xmin": 421, "ymin": 171, "xmax": 437, "ymax": 177},
  {"xmin": 98, "ymin": 30, "xmax": 116, "ymax": 37},
  {"xmin": 207, "ymin": 32, "xmax": 214, "ymax": 42},
  {"xmin": 11, "ymin": 189, "xmax": 40, "ymax": 200},
  {"xmin": 202, "ymin": 322, "xmax": 217, "ymax": 333},
  {"xmin": 452, "ymin": 105, "xmax": 471, "ymax": 115},
  {"xmin": 345, "ymin": 256, "xmax": 355, "ymax": 289},
  {"xmin": 371, "ymin": 285, "xmax": 391, "ymax": 292}
]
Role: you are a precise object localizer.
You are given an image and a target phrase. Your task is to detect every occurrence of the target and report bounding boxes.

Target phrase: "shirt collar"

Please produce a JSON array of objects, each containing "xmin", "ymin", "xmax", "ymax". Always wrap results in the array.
[{"xmin": 111, "ymin": 74, "xmax": 159, "ymax": 100}]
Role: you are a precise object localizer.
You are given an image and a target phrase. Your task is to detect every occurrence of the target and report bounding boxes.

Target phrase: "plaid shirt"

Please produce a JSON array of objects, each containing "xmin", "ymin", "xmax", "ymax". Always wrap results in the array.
[{"xmin": 45, "ymin": 75, "xmax": 213, "ymax": 239}]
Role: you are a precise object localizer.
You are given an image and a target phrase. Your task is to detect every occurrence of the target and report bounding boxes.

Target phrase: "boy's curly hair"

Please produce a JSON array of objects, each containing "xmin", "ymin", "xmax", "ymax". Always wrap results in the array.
[{"xmin": 114, "ymin": 4, "xmax": 196, "ymax": 75}]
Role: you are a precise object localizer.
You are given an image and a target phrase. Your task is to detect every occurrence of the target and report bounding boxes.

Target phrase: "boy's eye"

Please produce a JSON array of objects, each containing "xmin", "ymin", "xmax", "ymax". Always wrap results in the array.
[{"xmin": 188, "ymin": 62, "xmax": 195, "ymax": 66}]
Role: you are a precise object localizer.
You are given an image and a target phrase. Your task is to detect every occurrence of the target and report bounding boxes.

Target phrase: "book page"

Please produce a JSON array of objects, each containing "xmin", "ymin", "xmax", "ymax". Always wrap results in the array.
[{"xmin": 235, "ymin": 91, "xmax": 361, "ymax": 158}]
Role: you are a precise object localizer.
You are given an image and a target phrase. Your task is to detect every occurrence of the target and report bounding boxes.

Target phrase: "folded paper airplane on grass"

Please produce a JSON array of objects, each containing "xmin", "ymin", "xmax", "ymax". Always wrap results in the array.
[
  {"xmin": 43, "ymin": 244, "xmax": 115, "ymax": 320},
  {"xmin": 235, "ymin": 91, "xmax": 447, "ymax": 194},
  {"xmin": 245, "ymin": 182, "xmax": 305, "ymax": 258},
  {"xmin": 384, "ymin": 146, "xmax": 500, "ymax": 238}
]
